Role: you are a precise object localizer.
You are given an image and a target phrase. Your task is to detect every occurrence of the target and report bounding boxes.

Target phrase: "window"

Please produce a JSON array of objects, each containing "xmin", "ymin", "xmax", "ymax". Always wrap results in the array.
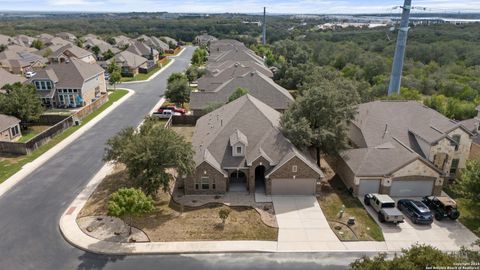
[
  {"xmin": 450, "ymin": 159, "xmax": 460, "ymax": 175},
  {"xmin": 451, "ymin": 135, "xmax": 461, "ymax": 151},
  {"xmin": 46, "ymin": 81, "xmax": 52, "ymax": 89},
  {"xmin": 40, "ymin": 81, "xmax": 46, "ymax": 90},
  {"xmin": 212, "ymin": 180, "xmax": 216, "ymax": 190},
  {"xmin": 11, "ymin": 125, "xmax": 19, "ymax": 136},
  {"xmin": 35, "ymin": 81, "xmax": 41, "ymax": 89},
  {"xmin": 292, "ymin": 165, "xmax": 298, "ymax": 173},
  {"xmin": 236, "ymin": 146, "xmax": 242, "ymax": 154},
  {"xmin": 201, "ymin": 176, "xmax": 209, "ymax": 190}
]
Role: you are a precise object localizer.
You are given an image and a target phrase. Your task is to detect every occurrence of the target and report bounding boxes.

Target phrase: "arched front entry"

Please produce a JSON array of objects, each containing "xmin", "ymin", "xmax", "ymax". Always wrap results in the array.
[{"xmin": 255, "ymin": 166, "xmax": 266, "ymax": 193}]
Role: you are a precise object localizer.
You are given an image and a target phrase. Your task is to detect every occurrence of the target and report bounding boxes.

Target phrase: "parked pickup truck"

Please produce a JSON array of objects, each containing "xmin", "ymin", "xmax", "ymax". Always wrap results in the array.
[
  {"xmin": 152, "ymin": 109, "xmax": 181, "ymax": 119},
  {"xmin": 364, "ymin": 193, "xmax": 404, "ymax": 224}
]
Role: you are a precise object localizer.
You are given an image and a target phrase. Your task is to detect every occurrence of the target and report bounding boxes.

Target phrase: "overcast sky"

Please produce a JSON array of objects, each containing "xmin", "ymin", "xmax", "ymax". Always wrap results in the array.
[{"xmin": 0, "ymin": 0, "xmax": 479, "ymax": 14}]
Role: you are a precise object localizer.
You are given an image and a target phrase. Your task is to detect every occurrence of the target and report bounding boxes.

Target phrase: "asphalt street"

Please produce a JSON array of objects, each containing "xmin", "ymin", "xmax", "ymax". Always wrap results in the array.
[{"xmin": 0, "ymin": 46, "xmax": 372, "ymax": 270}]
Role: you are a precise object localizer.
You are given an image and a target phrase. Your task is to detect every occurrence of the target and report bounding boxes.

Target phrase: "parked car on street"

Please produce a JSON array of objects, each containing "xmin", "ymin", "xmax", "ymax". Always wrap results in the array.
[
  {"xmin": 422, "ymin": 196, "xmax": 460, "ymax": 221},
  {"xmin": 157, "ymin": 105, "xmax": 186, "ymax": 115},
  {"xmin": 25, "ymin": 71, "xmax": 36, "ymax": 78},
  {"xmin": 364, "ymin": 193, "xmax": 404, "ymax": 224},
  {"xmin": 152, "ymin": 109, "xmax": 181, "ymax": 119},
  {"xmin": 397, "ymin": 199, "xmax": 433, "ymax": 225}
]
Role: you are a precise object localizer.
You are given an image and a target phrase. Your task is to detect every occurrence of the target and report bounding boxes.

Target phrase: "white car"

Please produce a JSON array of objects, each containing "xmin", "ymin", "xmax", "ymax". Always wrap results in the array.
[
  {"xmin": 25, "ymin": 71, "xmax": 36, "ymax": 78},
  {"xmin": 152, "ymin": 109, "xmax": 181, "ymax": 119}
]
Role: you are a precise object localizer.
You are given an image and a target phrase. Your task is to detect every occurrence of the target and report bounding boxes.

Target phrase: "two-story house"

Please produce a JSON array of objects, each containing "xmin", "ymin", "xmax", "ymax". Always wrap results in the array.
[
  {"xmin": 31, "ymin": 59, "xmax": 106, "ymax": 108},
  {"xmin": 333, "ymin": 100, "xmax": 473, "ymax": 197},
  {"xmin": 183, "ymin": 94, "xmax": 323, "ymax": 196}
]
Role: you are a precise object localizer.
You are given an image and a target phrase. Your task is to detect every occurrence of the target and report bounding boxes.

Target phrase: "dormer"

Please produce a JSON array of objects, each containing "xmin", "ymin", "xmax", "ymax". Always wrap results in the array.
[{"xmin": 230, "ymin": 129, "xmax": 248, "ymax": 157}]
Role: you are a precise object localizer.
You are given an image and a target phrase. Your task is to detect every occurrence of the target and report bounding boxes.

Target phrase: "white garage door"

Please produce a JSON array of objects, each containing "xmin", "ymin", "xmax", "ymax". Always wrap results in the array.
[
  {"xmin": 390, "ymin": 180, "xmax": 434, "ymax": 197},
  {"xmin": 271, "ymin": 178, "xmax": 316, "ymax": 195},
  {"xmin": 358, "ymin": 179, "xmax": 381, "ymax": 196}
]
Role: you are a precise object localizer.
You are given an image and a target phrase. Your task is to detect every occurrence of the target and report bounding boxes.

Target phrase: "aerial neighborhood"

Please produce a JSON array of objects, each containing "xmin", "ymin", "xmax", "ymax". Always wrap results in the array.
[{"xmin": 0, "ymin": 10, "xmax": 480, "ymax": 269}]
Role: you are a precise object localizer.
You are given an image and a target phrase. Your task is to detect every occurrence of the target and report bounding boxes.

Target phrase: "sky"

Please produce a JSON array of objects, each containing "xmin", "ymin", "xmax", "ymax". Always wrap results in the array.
[{"xmin": 0, "ymin": 0, "xmax": 479, "ymax": 14}]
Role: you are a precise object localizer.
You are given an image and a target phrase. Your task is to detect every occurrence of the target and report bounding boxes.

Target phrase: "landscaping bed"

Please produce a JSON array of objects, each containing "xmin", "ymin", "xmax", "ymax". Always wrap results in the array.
[
  {"xmin": 120, "ymin": 59, "xmax": 171, "ymax": 82},
  {"xmin": 318, "ymin": 159, "xmax": 384, "ymax": 241},
  {"xmin": 0, "ymin": 89, "xmax": 129, "ymax": 183},
  {"xmin": 78, "ymin": 165, "xmax": 278, "ymax": 242}
]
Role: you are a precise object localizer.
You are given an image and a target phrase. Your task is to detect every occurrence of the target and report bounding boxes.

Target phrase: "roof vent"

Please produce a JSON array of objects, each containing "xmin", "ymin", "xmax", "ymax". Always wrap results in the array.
[{"xmin": 250, "ymin": 71, "xmax": 256, "ymax": 76}]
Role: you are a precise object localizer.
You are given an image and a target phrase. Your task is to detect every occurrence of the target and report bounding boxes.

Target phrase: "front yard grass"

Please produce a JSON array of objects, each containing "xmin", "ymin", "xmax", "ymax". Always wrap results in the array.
[
  {"xmin": 319, "ymin": 171, "xmax": 384, "ymax": 241},
  {"xmin": 18, "ymin": 125, "xmax": 50, "ymax": 143},
  {"xmin": 120, "ymin": 59, "xmax": 171, "ymax": 82},
  {"xmin": 79, "ymin": 166, "xmax": 278, "ymax": 241},
  {"xmin": 170, "ymin": 125, "xmax": 195, "ymax": 143},
  {"xmin": 0, "ymin": 89, "xmax": 129, "ymax": 183}
]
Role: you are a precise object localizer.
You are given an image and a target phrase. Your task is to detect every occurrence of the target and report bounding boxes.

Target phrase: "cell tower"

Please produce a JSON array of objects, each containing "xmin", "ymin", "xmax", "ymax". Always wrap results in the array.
[
  {"xmin": 262, "ymin": 7, "xmax": 267, "ymax": 45},
  {"xmin": 387, "ymin": 0, "xmax": 412, "ymax": 96}
]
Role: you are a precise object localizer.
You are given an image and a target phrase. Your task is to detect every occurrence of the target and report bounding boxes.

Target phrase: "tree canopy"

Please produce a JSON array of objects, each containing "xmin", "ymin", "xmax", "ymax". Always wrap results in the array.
[
  {"xmin": 452, "ymin": 160, "xmax": 480, "ymax": 207},
  {"xmin": 108, "ymin": 187, "xmax": 155, "ymax": 235},
  {"xmin": 280, "ymin": 77, "xmax": 360, "ymax": 165},
  {"xmin": 104, "ymin": 117, "xmax": 195, "ymax": 196},
  {"xmin": 191, "ymin": 48, "xmax": 207, "ymax": 66},
  {"xmin": 227, "ymin": 87, "xmax": 249, "ymax": 103},
  {"xmin": 165, "ymin": 72, "xmax": 191, "ymax": 105},
  {"xmin": 0, "ymin": 83, "xmax": 44, "ymax": 123}
]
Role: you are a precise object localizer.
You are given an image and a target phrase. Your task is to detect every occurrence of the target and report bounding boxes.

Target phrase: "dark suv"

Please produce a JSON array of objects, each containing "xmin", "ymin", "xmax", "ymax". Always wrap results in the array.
[
  {"xmin": 397, "ymin": 199, "xmax": 433, "ymax": 225},
  {"xmin": 422, "ymin": 196, "xmax": 460, "ymax": 221}
]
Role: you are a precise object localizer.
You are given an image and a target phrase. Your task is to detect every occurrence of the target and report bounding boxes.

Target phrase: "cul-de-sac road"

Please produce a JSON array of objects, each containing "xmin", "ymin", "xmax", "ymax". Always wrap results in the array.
[{"xmin": 0, "ymin": 47, "xmax": 373, "ymax": 270}]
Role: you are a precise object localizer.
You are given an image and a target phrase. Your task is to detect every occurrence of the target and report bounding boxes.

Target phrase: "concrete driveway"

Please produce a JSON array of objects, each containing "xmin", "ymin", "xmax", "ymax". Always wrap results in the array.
[
  {"xmin": 273, "ymin": 196, "xmax": 345, "ymax": 251},
  {"xmin": 361, "ymin": 197, "xmax": 478, "ymax": 251}
]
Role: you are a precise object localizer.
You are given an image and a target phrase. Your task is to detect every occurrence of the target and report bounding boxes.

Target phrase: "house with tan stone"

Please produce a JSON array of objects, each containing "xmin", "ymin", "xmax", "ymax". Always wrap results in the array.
[
  {"xmin": 0, "ymin": 69, "xmax": 26, "ymax": 90},
  {"xmin": 460, "ymin": 105, "xmax": 480, "ymax": 160},
  {"xmin": 0, "ymin": 114, "xmax": 21, "ymax": 142},
  {"xmin": 333, "ymin": 100, "xmax": 474, "ymax": 197},
  {"xmin": 30, "ymin": 58, "xmax": 106, "ymax": 108},
  {"xmin": 43, "ymin": 44, "xmax": 96, "ymax": 64},
  {"xmin": 182, "ymin": 94, "xmax": 323, "ymax": 196},
  {"xmin": 107, "ymin": 50, "xmax": 148, "ymax": 77}
]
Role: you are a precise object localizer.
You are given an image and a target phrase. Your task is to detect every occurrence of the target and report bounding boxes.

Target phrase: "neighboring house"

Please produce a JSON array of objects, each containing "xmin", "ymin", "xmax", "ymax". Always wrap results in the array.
[
  {"xmin": 460, "ymin": 105, "xmax": 480, "ymax": 160},
  {"xmin": 137, "ymin": 35, "xmax": 169, "ymax": 53},
  {"xmin": 83, "ymin": 37, "xmax": 119, "ymax": 60},
  {"xmin": 0, "ymin": 114, "xmax": 21, "ymax": 142},
  {"xmin": 190, "ymin": 70, "xmax": 294, "ymax": 115},
  {"xmin": 0, "ymin": 34, "xmax": 12, "ymax": 46},
  {"xmin": 0, "ymin": 69, "xmax": 27, "ymax": 90},
  {"xmin": 44, "ymin": 37, "xmax": 72, "ymax": 46},
  {"xmin": 44, "ymin": 44, "xmax": 96, "ymax": 64},
  {"xmin": 30, "ymin": 58, "xmax": 106, "ymax": 108},
  {"xmin": 11, "ymin": 35, "xmax": 34, "ymax": 47},
  {"xmin": 160, "ymin": 36, "xmax": 178, "ymax": 47},
  {"xmin": 108, "ymin": 50, "xmax": 148, "ymax": 76},
  {"xmin": 334, "ymin": 100, "xmax": 474, "ymax": 197},
  {"xmin": 126, "ymin": 41, "xmax": 159, "ymax": 61},
  {"xmin": 0, "ymin": 47, "xmax": 46, "ymax": 75},
  {"xmin": 201, "ymin": 61, "xmax": 274, "ymax": 89},
  {"xmin": 56, "ymin": 32, "xmax": 77, "ymax": 43},
  {"xmin": 183, "ymin": 94, "xmax": 323, "ymax": 195},
  {"xmin": 113, "ymin": 35, "xmax": 132, "ymax": 48},
  {"xmin": 194, "ymin": 34, "xmax": 217, "ymax": 46},
  {"xmin": 36, "ymin": 33, "xmax": 55, "ymax": 44}
]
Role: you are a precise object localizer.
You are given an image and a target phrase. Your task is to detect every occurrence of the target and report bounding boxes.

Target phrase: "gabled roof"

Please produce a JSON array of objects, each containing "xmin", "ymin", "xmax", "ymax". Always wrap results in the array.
[
  {"xmin": 199, "ymin": 61, "xmax": 273, "ymax": 90},
  {"xmin": 0, "ymin": 69, "xmax": 27, "ymax": 89},
  {"xmin": 126, "ymin": 41, "xmax": 159, "ymax": 57},
  {"xmin": 31, "ymin": 58, "xmax": 103, "ymax": 89},
  {"xmin": 229, "ymin": 129, "xmax": 248, "ymax": 146},
  {"xmin": 191, "ymin": 94, "xmax": 323, "ymax": 178},
  {"xmin": 110, "ymin": 50, "xmax": 148, "ymax": 68},
  {"xmin": 49, "ymin": 44, "xmax": 92, "ymax": 59},
  {"xmin": 113, "ymin": 35, "xmax": 132, "ymax": 47},
  {"xmin": 84, "ymin": 37, "xmax": 119, "ymax": 54},
  {"xmin": 160, "ymin": 36, "xmax": 178, "ymax": 46},
  {"xmin": 56, "ymin": 32, "xmax": 77, "ymax": 41},
  {"xmin": 0, "ymin": 34, "xmax": 11, "ymax": 46},
  {"xmin": 0, "ymin": 114, "xmax": 20, "ymax": 131},
  {"xmin": 137, "ymin": 36, "xmax": 168, "ymax": 51},
  {"xmin": 190, "ymin": 70, "xmax": 294, "ymax": 111}
]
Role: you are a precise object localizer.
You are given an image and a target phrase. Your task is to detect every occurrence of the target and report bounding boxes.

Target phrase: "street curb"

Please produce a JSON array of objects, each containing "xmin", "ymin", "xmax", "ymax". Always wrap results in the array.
[
  {"xmin": 0, "ymin": 89, "xmax": 135, "ymax": 198},
  {"xmin": 119, "ymin": 58, "xmax": 176, "ymax": 84}
]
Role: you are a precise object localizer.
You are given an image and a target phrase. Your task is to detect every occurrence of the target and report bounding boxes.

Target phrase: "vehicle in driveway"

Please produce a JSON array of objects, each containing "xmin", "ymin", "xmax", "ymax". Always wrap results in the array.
[
  {"xmin": 364, "ymin": 193, "xmax": 404, "ymax": 224},
  {"xmin": 157, "ymin": 105, "xmax": 186, "ymax": 115},
  {"xmin": 422, "ymin": 196, "xmax": 460, "ymax": 221},
  {"xmin": 25, "ymin": 71, "xmax": 36, "ymax": 78},
  {"xmin": 397, "ymin": 199, "xmax": 433, "ymax": 225},
  {"xmin": 152, "ymin": 109, "xmax": 181, "ymax": 119}
]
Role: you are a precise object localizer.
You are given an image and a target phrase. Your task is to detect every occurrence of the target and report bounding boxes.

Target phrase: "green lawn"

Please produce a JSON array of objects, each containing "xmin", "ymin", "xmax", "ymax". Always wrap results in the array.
[
  {"xmin": 120, "ymin": 59, "xmax": 171, "ymax": 82},
  {"xmin": 18, "ymin": 125, "xmax": 50, "ymax": 143},
  {"xmin": 0, "ymin": 89, "xmax": 129, "ymax": 183}
]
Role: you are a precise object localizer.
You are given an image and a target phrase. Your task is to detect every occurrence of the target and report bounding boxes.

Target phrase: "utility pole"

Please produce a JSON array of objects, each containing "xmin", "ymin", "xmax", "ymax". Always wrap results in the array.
[
  {"xmin": 387, "ymin": 0, "xmax": 412, "ymax": 96},
  {"xmin": 262, "ymin": 7, "xmax": 267, "ymax": 45}
]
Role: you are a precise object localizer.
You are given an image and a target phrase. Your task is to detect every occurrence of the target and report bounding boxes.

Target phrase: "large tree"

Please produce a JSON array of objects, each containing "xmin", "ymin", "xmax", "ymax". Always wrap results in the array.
[
  {"xmin": 191, "ymin": 48, "xmax": 207, "ymax": 65},
  {"xmin": 104, "ymin": 117, "xmax": 195, "ymax": 196},
  {"xmin": 0, "ymin": 83, "xmax": 44, "ymax": 124},
  {"xmin": 227, "ymin": 87, "xmax": 248, "ymax": 103},
  {"xmin": 107, "ymin": 59, "xmax": 121, "ymax": 90},
  {"xmin": 452, "ymin": 160, "xmax": 480, "ymax": 207},
  {"xmin": 165, "ymin": 72, "xmax": 191, "ymax": 105},
  {"xmin": 280, "ymin": 78, "xmax": 360, "ymax": 165},
  {"xmin": 108, "ymin": 188, "xmax": 155, "ymax": 235}
]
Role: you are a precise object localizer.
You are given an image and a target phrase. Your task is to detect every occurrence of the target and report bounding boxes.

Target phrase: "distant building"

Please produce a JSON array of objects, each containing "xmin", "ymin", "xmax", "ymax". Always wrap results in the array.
[{"xmin": 0, "ymin": 114, "xmax": 21, "ymax": 142}]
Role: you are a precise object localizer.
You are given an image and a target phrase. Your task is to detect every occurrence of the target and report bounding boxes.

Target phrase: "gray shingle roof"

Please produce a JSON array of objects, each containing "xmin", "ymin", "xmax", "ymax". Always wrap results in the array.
[
  {"xmin": 49, "ymin": 44, "xmax": 92, "ymax": 59},
  {"xmin": 190, "ymin": 70, "xmax": 293, "ymax": 111},
  {"xmin": 0, "ymin": 69, "xmax": 26, "ymax": 89},
  {"xmin": 125, "ymin": 41, "xmax": 159, "ymax": 57},
  {"xmin": 191, "ymin": 94, "xmax": 323, "ymax": 177},
  {"xmin": 110, "ymin": 50, "xmax": 148, "ymax": 68},
  {"xmin": 31, "ymin": 58, "xmax": 103, "ymax": 89},
  {"xmin": 0, "ymin": 114, "xmax": 20, "ymax": 131}
]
